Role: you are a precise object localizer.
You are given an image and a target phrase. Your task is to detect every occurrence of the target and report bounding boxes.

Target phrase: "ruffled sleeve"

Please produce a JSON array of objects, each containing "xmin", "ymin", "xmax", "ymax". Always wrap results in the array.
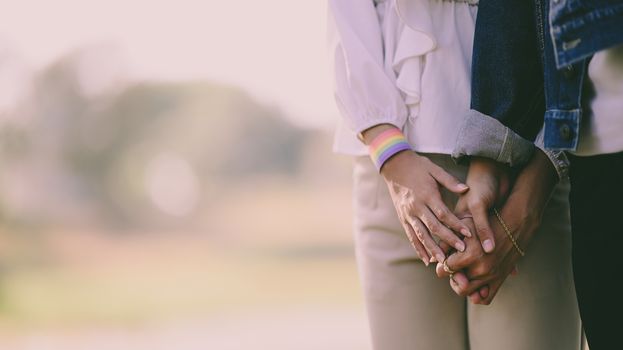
[
  {"xmin": 392, "ymin": 0, "xmax": 437, "ymax": 111},
  {"xmin": 328, "ymin": 0, "xmax": 409, "ymax": 134}
]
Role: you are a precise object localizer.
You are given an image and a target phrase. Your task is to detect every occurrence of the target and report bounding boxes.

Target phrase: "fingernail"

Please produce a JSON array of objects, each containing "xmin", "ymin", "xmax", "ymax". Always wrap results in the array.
[
  {"xmin": 457, "ymin": 184, "xmax": 469, "ymax": 191},
  {"xmin": 435, "ymin": 253, "xmax": 445, "ymax": 263},
  {"xmin": 454, "ymin": 241, "xmax": 465, "ymax": 252},
  {"xmin": 423, "ymin": 259, "xmax": 429, "ymax": 267},
  {"xmin": 483, "ymin": 239, "xmax": 494, "ymax": 253},
  {"xmin": 460, "ymin": 228, "xmax": 472, "ymax": 237},
  {"xmin": 429, "ymin": 256, "xmax": 436, "ymax": 263}
]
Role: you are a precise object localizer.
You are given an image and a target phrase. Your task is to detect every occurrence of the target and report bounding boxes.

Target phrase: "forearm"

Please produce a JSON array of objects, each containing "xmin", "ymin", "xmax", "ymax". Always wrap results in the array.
[
  {"xmin": 534, "ymin": 127, "xmax": 570, "ymax": 179},
  {"xmin": 504, "ymin": 148, "xmax": 558, "ymax": 244}
]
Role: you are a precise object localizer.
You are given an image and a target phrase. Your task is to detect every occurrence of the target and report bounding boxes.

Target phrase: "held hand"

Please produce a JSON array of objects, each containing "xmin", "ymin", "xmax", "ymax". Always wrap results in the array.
[
  {"xmin": 439, "ymin": 211, "xmax": 523, "ymax": 305},
  {"xmin": 435, "ymin": 218, "xmax": 483, "ymax": 276},
  {"xmin": 441, "ymin": 149, "xmax": 559, "ymax": 304},
  {"xmin": 454, "ymin": 157, "xmax": 511, "ymax": 253},
  {"xmin": 435, "ymin": 218, "xmax": 497, "ymax": 303},
  {"xmin": 436, "ymin": 216, "xmax": 518, "ymax": 280},
  {"xmin": 381, "ymin": 150, "xmax": 472, "ymax": 264},
  {"xmin": 436, "ymin": 157, "xmax": 511, "ymax": 303}
]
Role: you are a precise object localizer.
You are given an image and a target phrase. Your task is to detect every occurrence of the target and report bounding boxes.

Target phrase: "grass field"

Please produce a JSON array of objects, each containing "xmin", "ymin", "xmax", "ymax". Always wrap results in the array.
[{"xmin": 0, "ymin": 179, "xmax": 372, "ymax": 349}]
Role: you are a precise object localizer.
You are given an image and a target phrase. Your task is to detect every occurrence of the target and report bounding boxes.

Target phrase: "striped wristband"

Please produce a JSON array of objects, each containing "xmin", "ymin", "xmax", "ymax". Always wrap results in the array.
[{"xmin": 368, "ymin": 128, "xmax": 412, "ymax": 171}]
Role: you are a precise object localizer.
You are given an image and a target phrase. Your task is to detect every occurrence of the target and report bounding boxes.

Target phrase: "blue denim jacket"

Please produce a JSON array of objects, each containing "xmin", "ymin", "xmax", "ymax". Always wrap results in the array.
[{"xmin": 453, "ymin": 0, "xmax": 623, "ymax": 177}]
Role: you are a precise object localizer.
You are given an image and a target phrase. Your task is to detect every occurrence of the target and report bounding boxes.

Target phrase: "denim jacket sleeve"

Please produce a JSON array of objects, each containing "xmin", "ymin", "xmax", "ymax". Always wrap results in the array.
[
  {"xmin": 534, "ymin": 127, "xmax": 570, "ymax": 180},
  {"xmin": 453, "ymin": 110, "xmax": 535, "ymax": 167},
  {"xmin": 453, "ymin": 111, "xmax": 569, "ymax": 179},
  {"xmin": 452, "ymin": 0, "xmax": 569, "ymax": 179}
]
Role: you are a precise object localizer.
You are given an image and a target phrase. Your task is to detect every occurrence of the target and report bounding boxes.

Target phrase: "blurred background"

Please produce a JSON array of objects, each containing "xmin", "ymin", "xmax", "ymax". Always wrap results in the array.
[{"xmin": 0, "ymin": 1, "xmax": 369, "ymax": 349}]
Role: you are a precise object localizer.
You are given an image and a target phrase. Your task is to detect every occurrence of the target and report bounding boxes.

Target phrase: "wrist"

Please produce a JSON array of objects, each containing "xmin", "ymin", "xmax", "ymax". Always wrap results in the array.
[
  {"xmin": 364, "ymin": 126, "xmax": 412, "ymax": 172},
  {"xmin": 502, "ymin": 150, "xmax": 558, "ymax": 246},
  {"xmin": 508, "ymin": 150, "xmax": 557, "ymax": 213},
  {"xmin": 468, "ymin": 157, "xmax": 509, "ymax": 181},
  {"xmin": 380, "ymin": 149, "xmax": 415, "ymax": 179}
]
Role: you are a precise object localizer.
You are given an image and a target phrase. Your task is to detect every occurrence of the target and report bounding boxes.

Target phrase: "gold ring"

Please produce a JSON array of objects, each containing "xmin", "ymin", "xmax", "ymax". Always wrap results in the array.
[{"xmin": 443, "ymin": 259, "xmax": 456, "ymax": 275}]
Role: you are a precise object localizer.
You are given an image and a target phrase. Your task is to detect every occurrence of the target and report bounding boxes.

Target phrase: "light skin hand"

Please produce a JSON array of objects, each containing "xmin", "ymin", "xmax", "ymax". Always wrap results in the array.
[
  {"xmin": 361, "ymin": 124, "xmax": 472, "ymax": 265},
  {"xmin": 440, "ymin": 149, "xmax": 558, "ymax": 304}
]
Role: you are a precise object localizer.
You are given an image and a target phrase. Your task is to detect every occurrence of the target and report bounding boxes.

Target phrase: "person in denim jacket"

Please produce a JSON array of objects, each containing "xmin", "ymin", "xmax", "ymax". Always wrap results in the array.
[{"xmin": 440, "ymin": 0, "xmax": 623, "ymax": 347}]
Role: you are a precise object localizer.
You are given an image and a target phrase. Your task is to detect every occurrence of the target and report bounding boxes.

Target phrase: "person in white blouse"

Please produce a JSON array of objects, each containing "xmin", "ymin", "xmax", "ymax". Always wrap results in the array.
[{"xmin": 328, "ymin": 0, "xmax": 581, "ymax": 349}]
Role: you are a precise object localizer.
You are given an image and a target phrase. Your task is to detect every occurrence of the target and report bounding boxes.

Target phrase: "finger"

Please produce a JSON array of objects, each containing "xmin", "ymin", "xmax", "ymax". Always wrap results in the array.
[
  {"xmin": 429, "ymin": 165, "xmax": 469, "ymax": 194},
  {"xmin": 451, "ymin": 273, "xmax": 488, "ymax": 297},
  {"xmin": 468, "ymin": 285, "xmax": 489, "ymax": 304},
  {"xmin": 438, "ymin": 240, "xmax": 453, "ymax": 255},
  {"xmin": 444, "ymin": 237, "xmax": 484, "ymax": 273},
  {"xmin": 435, "ymin": 257, "xmax": 455, "ymax": 278},
  {"xmin": 449, "ymin": 272, "xmax": 471, "ymax": 296},
  {"xmin": 403, "ymin": 222, "xmax": 431, "ymax": 265},
  {"xmin": 469, "ymin": 291, "xmax": 482, "ymax": 304},
  {"xmin": 428, "ymin": 197, "xmax": 472, "ymax": 238},
  {"xmin": 450, "ymin": 274, "xmax": 475, "ymax": 297},
  {"xmin": 479, "ymin": 285, "xmax": 489, "ymax": 299},
  {"xmin": 479, "ymin": 279, "xmax": 503, "ymax": 305},
  {"xmin": 471, "ymin": 203, "xmax": 495, "ymax": 253},
  {"xmin": 408, "ymin": 216, "xmax": 446, "ymax": 264},
  {"xmin": 435, "ymin": 262, "xmax": 445, "ymax": 278},
  {"xmin": 419, "ymin": 207, "xmax": 466, "ymax": 253},
  {"xmin": 440, "ymin": 256, "xmax": 457, "ymax": 277}
]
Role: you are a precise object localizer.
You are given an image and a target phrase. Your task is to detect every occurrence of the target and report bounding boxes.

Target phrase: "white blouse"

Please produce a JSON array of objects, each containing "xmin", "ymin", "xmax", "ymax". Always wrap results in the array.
[
  {"xmin": 329, "ymin": 0, "xmax": 478, "ymax": 155},
  {"xmin": 573, "ymin": 45, "xmax": 623, "ymax": 156}
]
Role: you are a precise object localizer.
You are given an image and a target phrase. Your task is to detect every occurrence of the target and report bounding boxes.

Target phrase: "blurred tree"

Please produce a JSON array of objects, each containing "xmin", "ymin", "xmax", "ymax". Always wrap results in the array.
[{"xmin": 1, "ymin": 47, "xmax": 314, "ymax": 229}]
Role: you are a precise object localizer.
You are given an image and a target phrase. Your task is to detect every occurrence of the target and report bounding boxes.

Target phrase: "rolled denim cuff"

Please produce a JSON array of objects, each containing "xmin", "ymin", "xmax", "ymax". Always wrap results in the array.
[
  {"xmin": 534, "ymin": 128, "xmax": 569, "ymax": 180},
  {"xmin": 452, "ymin": 110, "xmax": 535, "ymax": 167}
]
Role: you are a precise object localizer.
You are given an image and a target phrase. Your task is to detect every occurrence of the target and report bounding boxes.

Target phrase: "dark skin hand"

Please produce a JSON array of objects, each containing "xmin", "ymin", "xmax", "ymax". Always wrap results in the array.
[
  {"xmin": 437, "ymin": 149, "xmax": 558, "ymax": 304},
  {"xmin": 434, "ymin": 156, "xmax": 512, "ymax": 301},
  {"xmin": 435, "ymin": 156, "xmax": 512, "ymax": 301},
  {"xmin": 456, "ymin": 157, "xmax": 512, "ymax": 253}
]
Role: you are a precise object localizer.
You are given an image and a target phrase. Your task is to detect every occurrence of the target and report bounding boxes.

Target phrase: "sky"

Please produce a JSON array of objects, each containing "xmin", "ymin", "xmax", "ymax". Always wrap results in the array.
[{"xmin": 0, "ymin": 0, "xmax": 339, "ymax": 129}]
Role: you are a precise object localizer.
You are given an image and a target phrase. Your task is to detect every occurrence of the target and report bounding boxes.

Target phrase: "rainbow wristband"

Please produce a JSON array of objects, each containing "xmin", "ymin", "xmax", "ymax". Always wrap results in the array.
[{"xmin": 368, "ymin": 128, "xmax": 412, "ymax": 171}]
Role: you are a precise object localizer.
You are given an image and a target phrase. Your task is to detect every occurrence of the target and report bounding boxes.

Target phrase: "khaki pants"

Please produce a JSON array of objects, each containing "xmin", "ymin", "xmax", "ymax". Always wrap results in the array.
[{"xmin": 353, "ymin": 154, "xmax": 581, "ymax": 350}]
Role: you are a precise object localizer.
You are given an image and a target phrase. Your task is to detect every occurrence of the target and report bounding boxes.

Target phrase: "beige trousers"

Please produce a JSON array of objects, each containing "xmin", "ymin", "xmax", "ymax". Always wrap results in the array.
[{"xmin": 353, "ymin": 154, "xmax": 581, "ymax": 350}]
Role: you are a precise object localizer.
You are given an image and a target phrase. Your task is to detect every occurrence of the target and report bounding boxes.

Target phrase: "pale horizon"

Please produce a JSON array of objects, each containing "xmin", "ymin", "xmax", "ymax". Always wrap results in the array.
[{"xmin": 0, "ymin": 0, "xmax": 338, "ymax": 129}]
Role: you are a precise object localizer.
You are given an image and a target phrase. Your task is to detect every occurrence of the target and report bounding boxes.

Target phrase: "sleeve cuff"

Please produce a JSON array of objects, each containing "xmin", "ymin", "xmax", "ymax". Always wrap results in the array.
[
  {"xmin": 534, "ymin": 127, "xmax": 570, "ymax": 180},
  {"xmin": 452, "ymin": 110, "xmax": 535, "ymax": 167}
]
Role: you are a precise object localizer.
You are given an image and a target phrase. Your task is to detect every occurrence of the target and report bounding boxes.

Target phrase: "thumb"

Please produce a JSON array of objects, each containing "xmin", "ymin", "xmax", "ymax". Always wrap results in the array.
[{"xmin": 472, "ymin": 204, "xmax": 496, "ymax": 253}]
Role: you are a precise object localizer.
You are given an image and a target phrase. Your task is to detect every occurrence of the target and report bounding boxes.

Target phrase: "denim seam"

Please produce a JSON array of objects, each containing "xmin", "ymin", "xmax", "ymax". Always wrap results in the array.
[
  {"xmin": 497, "ymin": 128, "xmax": 511, "ymax": 164},
  {"xmin": 543, "ymin": 148, "xmax": 569, "ymax": 179}
]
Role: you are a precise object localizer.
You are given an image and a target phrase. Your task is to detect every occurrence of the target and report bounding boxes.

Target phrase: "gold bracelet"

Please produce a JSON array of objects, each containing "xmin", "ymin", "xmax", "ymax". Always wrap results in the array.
[{"xmin": 493, "ymin": 208, "xmax": 525, "ymax": 257}]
